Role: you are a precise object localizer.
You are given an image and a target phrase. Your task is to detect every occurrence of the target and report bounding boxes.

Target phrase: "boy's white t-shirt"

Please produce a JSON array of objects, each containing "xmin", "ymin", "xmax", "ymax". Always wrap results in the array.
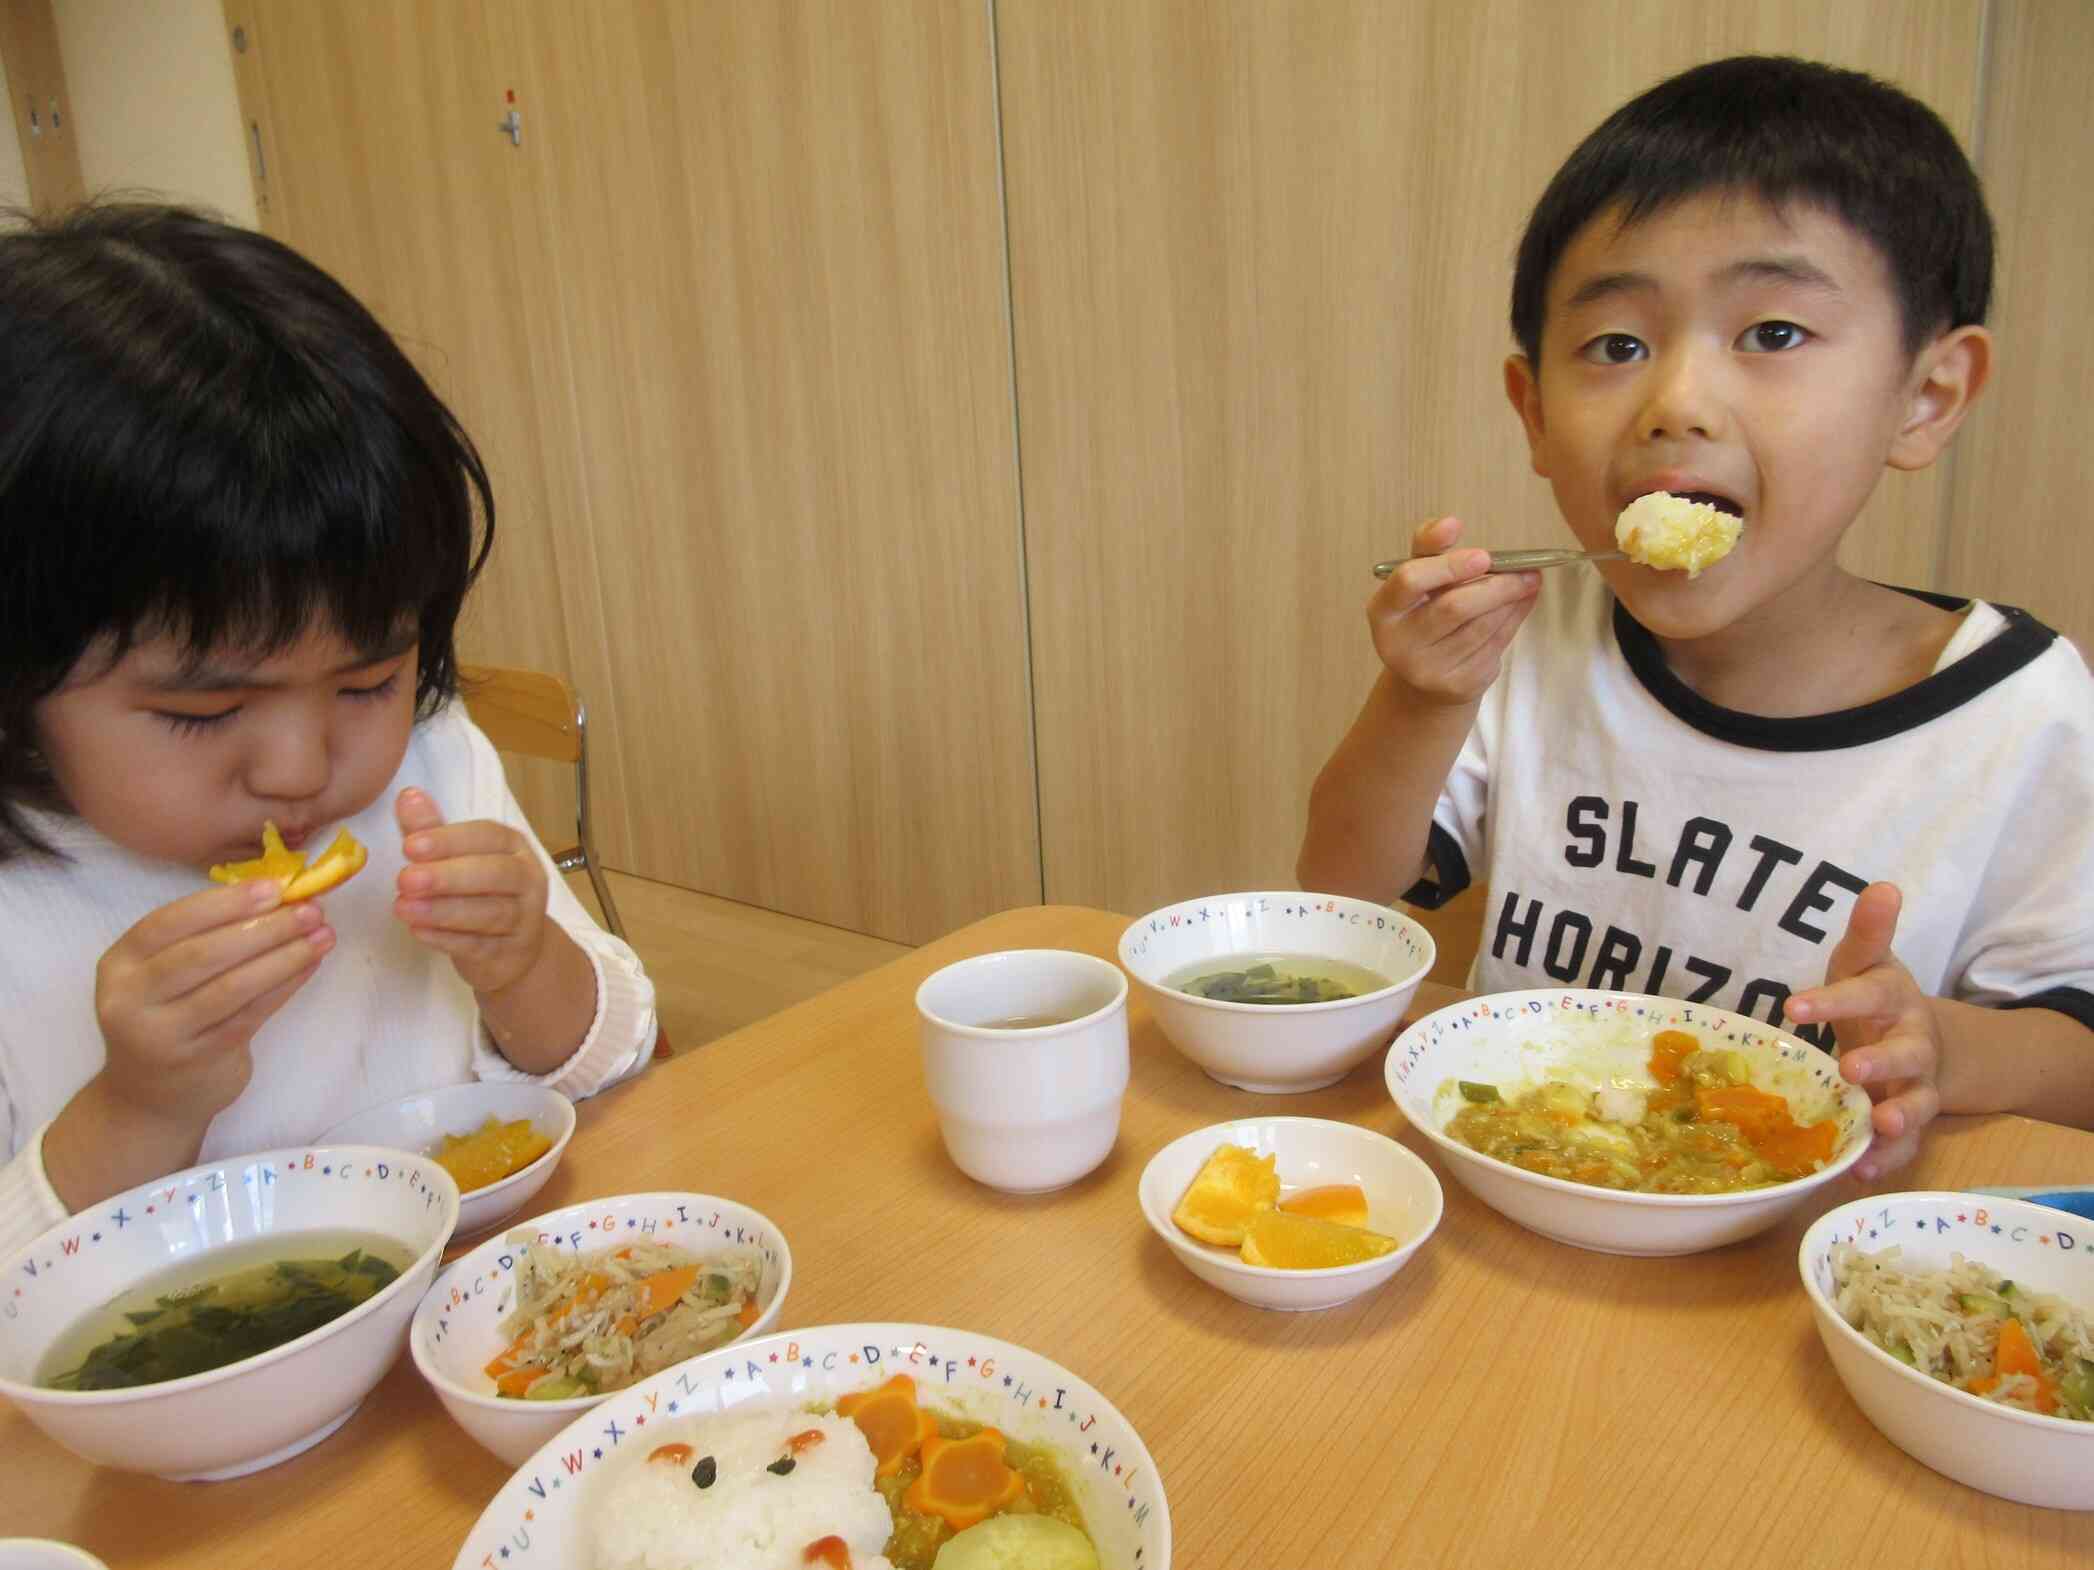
[
  {"xmin": 1410, "ymin": 571, "xmax": 2094, "ymax": 1046},
  {"xmin": 0, "ymin": 702, "xmax": 656, "ymax": 1256}
]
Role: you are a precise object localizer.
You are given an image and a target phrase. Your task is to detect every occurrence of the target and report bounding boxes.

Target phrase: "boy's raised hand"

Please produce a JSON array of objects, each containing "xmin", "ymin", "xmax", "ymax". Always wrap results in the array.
[
  {"xmin": 1370, "ymin": 515, "xmax": 1541, "ymax": 707},
  {"xmin": 394, "ymin": 786, "xmax": 551, "ymax": 996},
  {"xmin": 93, "ymin": 879, "xmax": 333, "ymax": 1129},
  {"xmin": 1784, "ymin": 882, "xmax": 1942, "ymax": 1180}
]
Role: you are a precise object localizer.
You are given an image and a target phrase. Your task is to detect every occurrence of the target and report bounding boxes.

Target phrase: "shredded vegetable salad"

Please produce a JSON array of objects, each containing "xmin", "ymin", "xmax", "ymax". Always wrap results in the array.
[{"xmin": 485, "ymin": 1237, "xmax": 763, "ymax": 1400}]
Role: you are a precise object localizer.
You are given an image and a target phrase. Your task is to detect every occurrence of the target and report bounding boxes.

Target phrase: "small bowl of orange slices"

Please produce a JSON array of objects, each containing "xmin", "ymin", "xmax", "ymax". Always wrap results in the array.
[
  {"xmin": 320, "ymin": 1082, "xmax": 576, "ymax": 1239},
  {"xmin": 1137, "ymin": 1116, "xmax": 1442, "ymax": 1310}
]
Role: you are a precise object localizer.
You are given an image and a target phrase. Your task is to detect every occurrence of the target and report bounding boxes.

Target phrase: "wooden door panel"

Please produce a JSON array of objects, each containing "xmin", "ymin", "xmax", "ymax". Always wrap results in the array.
[
  {"xmin": 999, "ymin": 0, "xmax": 1984, "ymax": 919},
  {"xmin": 224, "ymin": 0, "xmax": 592, "ymax": 846},
  {"xmin": 508, "ymin": 0, "xmax": 1038, "ymax": 942}
]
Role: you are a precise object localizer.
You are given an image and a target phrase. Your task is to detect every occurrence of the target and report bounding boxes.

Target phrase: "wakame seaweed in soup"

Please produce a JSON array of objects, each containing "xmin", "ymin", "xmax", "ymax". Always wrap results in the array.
[
  {"xmin": 40, "ymin": 1232, "xmax": 411, "ymax": 1391},
  {"xmin": 1165, "ymin": 953, "xmax": 1390, "ymax": 1006}
]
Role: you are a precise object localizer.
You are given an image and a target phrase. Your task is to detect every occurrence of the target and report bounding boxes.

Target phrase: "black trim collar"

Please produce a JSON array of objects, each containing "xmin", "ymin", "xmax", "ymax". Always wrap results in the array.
[{"xmin": 1613, "ymin": 591, "xmax": 2059, "ymax": 753}]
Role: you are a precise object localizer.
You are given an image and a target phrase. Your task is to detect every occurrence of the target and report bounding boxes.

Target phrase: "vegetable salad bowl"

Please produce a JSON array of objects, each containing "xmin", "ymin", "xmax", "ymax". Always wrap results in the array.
[
  {"xmin": 1801, "ymin": 1191, "xmax": 2094, "ymax": 1509},
  {"xmin": 411, "ymin": 1191, "xmax": 791, "ymax": 1466},
  {"xmin": 1387, "ymin": 989, "xmax": 1872, "ymax": 1256},
  {"xmin": 0, "ymin": 1145, "xmax": 457, "ymax": 1480}
]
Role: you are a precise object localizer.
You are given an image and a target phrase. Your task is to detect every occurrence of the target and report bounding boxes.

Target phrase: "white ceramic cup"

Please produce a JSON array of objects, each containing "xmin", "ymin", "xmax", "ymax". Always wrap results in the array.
[
  {"xmin": 916, "ymin": 950, "xmax": 1131, "ymax": 1193},
  {"xmin": 0, "ymin": 1544, "xmax": 110, "ymax": 1570}
]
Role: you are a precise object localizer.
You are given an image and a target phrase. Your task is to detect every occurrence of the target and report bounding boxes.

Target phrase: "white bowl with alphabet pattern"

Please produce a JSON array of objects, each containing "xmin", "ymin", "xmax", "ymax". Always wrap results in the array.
[
  {"xmin": 451, "ymin": 1322, "xmax": 1170, "ymax": 1570},
  {"xmin": 0, "ymin": 1144, "xmax": 457, "ymax": 1481},
  {"xmin": 410, "ymin": 1192, "xmax": 791, "ymax": 1467},
  {"xmin": 1802, "ymin": 1191, "xmax": 2094, "ymax": 1508},
  {"xmin": 1120, "ymin": 892, "xmax": 1436, "ymax": 1092},
  {"xmin": 1387, "ymin": 989, "xmax": 1873, "ymax": 1255}
]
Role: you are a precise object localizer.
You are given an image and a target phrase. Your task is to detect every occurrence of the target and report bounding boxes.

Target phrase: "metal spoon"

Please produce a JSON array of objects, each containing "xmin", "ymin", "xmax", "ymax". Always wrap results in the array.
[{"xmin": 1371, "ymin": 547, "xmax": 1625, "ymax": 579}]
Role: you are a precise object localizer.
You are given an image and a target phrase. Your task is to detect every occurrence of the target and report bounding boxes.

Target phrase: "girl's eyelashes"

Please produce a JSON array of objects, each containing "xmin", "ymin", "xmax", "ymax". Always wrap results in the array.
[
  {"xmin": 155, "ymin": 708, "xmax": 238, "ymax": 736},
  {"xmin": 342, "ymin": 672, "xmax": 401, "ymax": 702},
  {"xmin": 151, "ymin": 673, "xmax": 399, "ymax": 735}
]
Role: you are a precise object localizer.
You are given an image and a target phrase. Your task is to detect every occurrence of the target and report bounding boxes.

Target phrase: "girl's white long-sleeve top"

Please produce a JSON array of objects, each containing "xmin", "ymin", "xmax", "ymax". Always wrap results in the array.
[{"xmin": 0, "ymin": 702, "xmax": 655, "ymax": 1258}]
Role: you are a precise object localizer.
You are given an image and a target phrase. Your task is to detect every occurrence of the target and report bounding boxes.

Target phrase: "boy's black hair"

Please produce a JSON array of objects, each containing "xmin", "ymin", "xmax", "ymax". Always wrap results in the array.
[
  {"xmin": 1511, "ymin": 55, "xmax": 1993, "ymax": 364},
  {"xmin": 0, "ymin": 202, "xmax": 495, "ymax": 858}
]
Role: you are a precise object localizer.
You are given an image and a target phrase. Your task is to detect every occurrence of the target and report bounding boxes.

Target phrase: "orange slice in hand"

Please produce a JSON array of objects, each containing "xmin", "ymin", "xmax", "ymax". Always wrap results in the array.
[{"xmin": 209, "ymin": 820, "xmax": 365, "ymax": 903}]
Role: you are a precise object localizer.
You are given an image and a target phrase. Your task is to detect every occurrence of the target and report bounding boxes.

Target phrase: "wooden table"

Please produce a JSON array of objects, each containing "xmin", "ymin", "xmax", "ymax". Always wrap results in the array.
[{"xmin": 6, "ymin": 905, "xmax": 2092, "ymax": 1567}]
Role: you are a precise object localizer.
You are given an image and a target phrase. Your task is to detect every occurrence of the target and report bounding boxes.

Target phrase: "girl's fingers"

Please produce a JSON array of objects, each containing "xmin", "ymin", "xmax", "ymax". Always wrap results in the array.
[
  {"xmin": 396, "ymin": 786, "xmax": 448, "ymax": 839},
  {"xmin": 400, "ymin": 819, "xmax": 522, "ymax": 864},
  {"xmin": 132, "ymin": 902, "xmax": 325, "ymax": 1005},
  {"xmin": 166, "ymin": 923, "xmax": 334, "ymax": 1041},
  {"xmin": 395, "ymin": 892, "xmax": 524, "ymax": 937},
  {"xmin": 397, "ymin": 849, "xmax": 538, "ymax": 901},
  {"xmin": 120, "ymin": 878, "xmax": 286, "ymax": 959}
]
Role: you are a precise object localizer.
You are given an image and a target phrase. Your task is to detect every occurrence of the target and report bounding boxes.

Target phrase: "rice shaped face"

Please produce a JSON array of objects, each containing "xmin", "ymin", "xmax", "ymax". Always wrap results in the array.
[
  {"xmin": 1614, "ymin": 491, "xmax": 1742, "ymax": 576},
  {"xmin": 592, "ymin": 1410, "xmax": 896, "ymax": 1570}
]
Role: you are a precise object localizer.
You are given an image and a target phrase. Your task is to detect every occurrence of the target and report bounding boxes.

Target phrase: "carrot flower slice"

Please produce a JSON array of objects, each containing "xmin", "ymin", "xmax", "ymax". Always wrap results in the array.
[
  {"xmin": 903, "ymin": 1428, "xmax": 1026, "ymax": 1532},
  {"xmin": 835, "ymin": 1373, "xmax": 936, "ymax": 1478}
]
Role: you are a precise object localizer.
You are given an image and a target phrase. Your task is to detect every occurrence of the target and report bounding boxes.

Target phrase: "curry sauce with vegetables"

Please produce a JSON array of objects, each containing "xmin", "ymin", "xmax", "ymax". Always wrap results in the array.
[{"xmin": 1446, "ymin": 1030, "xmax": 1839, "ymax": 1194}]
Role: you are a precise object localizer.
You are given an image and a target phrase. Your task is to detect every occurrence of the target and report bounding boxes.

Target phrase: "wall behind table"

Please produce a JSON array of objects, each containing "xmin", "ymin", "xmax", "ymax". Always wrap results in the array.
[
  {"xmin": 222, "ymin": 0, "xmax": 1041, "ymax": 947},
  {"xmin": 0, "ymin": 48, "xmax": 27, "ymax": 209},
  {"xmin": 36, "ymin": 1, "xmax": 2094, "ymax": 945},
  {"xmin": 999, "ymin": 0, "xmax": 2088, "ymax": 924},
  {"xmin": 52, "ymin": 0, "xmax": 253, "ymax": 222}
]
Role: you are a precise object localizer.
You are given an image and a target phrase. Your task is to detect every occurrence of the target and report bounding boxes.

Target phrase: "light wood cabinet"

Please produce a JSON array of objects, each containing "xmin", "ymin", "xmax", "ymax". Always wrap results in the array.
[
  {"xmin": 227, "ymin": 0, "xmax": 1039, "ymax": 945},
  {"xmin": 222, "ymin": 0, "xmax": 2090, "ymax": 943}
]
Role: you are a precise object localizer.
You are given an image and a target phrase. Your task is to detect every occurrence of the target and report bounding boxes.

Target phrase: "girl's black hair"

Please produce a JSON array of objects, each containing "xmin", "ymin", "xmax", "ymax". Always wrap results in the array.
[
  {"xmin": 0, "ymin": 203, "xmax": 494, "ymax": 858},
  {"xmin": 1511, "ymin": 55, "xmax": 1994, "ymax": 364}
]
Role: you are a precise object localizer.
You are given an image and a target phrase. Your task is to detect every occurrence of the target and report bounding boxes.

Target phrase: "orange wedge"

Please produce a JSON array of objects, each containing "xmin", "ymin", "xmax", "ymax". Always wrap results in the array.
[
  {"xmin": 1171, "ymin": 1144, "xmax": 1279, "ymax": 1246},
  {"xmin": 1279, "ymin": 1183, "xmax": 1370, "ymax": 1228},
  {"xmin": 209, "ymin": 820, "xmax": 365, "ymax": 903},
  {"xmin": 1240, "ymin": 1209, "xmax": 1399, "ymax": 1270}
]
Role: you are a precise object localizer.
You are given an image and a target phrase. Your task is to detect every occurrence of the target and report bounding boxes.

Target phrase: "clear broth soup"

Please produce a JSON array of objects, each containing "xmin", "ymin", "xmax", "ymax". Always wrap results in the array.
[
  {"xmin": 38, "ymin": 1229, "xmax": 413, "ymax": 1391},
  {"xmin": 1166, "ymin": 952, "xmax": 1390, "ymax": 1005},
  {"xmin": 979, "ymin": 1011, "xmax": 1088, "ymax": 1029}
]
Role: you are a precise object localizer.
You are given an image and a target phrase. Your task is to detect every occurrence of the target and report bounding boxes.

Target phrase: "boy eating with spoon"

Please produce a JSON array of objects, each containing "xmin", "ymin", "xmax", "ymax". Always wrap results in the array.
[{"xmin": 1297, "ymin": 56, "xmax": 2094, "ymax": 1178}]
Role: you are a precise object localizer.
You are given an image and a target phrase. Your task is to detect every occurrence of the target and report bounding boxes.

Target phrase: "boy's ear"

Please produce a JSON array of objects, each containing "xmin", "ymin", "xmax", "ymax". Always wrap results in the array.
[
  {"xmin": 1887, "ymin": 325, "xmax": 1992, "ymax": 471},
  {"xmin": 1503, "ymin": 354, "xmax": 1550, "ymax": 477}
]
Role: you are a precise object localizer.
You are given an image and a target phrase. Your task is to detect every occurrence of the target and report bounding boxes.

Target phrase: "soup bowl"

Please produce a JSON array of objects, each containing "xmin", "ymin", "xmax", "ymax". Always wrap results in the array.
[
  {"xmin": 411, "ymin": 1191, "xmax": 792, "ymax": 1466},
  {"xmin": 452, "ymin": 1322, "xmax": 1170, "ymax": 1570},
  {"xmin": 1800, "ymin": 1191, "xmax": 2094, "ymax": 1509},
  {"xmin": 1120, "ymin": 893, "xmax": 1435, "ymax": 1092},
  {"xmin": 1138, "ymin": 1116, "xmax": 1443, "ymax": 1310},
  {"xmin": 0, "ymin": 1144, "xmax": 458, "ymax": 1480},
  {"xmin": 319, "ymin": 1081, "xmax": 576, "ymax": 1239},
  {"xmin": 1386, "ymin": 989, "xmax": 1872, "ymax": 1256}
]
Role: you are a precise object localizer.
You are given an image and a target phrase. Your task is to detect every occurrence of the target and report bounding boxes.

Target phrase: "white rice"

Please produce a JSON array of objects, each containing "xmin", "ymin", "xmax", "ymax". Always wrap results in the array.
[
  {"xmin": 591, "ymin": 1409, "xmax": 895, "ymax": 1570},
  {"xmin": 1831, "ymin": 1243, "xmax": 2094, "ymax": 1416}
]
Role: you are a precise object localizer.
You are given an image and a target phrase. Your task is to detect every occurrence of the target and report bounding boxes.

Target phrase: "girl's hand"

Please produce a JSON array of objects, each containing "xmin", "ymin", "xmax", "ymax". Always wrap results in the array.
[
  {"xmin": 1369, "ymin": 516, "xmax": 1540, "ymax": 708},
  {"xmin": 1784, "ymin": 883, "xmax": 1942, "ymax": 1181},
  {"xmin": 94, "ymin": 879, "xmax": 334, "ymax": 1130},
  {"xmin": 394, "ymin": 787, "xmax": 550, "ymax": 996}
]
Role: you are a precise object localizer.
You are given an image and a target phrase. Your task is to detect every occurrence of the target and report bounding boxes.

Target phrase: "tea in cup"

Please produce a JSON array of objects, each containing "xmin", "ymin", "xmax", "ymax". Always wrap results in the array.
[{"xmin": 916, "ymin": 949, "xmax": 1130, "ymax": 1193}]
